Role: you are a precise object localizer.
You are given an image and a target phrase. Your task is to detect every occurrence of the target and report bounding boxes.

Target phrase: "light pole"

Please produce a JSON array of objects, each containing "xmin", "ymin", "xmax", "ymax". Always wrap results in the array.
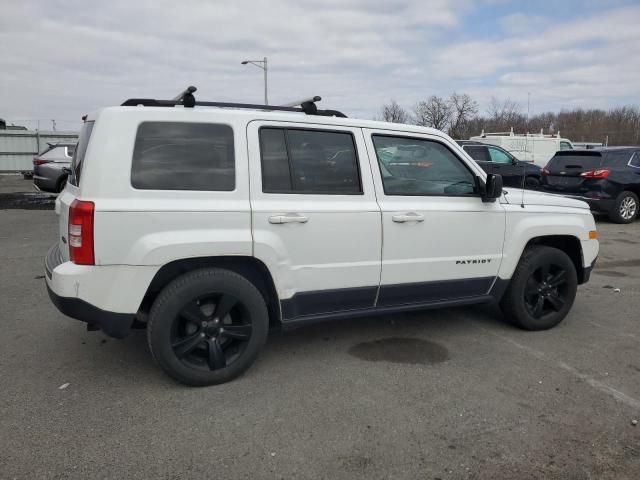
[{"xmin": 241, "ymin": 57, "xmax": 268, "ymax": 105}]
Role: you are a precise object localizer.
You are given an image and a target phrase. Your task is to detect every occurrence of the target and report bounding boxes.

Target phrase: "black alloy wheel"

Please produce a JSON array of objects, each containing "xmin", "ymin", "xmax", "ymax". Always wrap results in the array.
[
  {"xmin": 523, "ymin": 263, "xmax": 569, "ymax": 319},
  {"xmin": 500, "ymin": 245, "xmax": 578, "ymax": 331},
  {"xmin": 148, "ymin": 268, "xmax": 269, "ymax": 386},
  {"xmin": 171, "ymin": 294, "xmax": 252, "ymax": 371}
]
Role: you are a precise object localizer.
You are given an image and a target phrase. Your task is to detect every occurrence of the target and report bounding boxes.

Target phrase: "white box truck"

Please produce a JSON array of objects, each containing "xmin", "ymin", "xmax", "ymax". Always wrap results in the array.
[{"xmin": 470, "ymin": 128, "xmax": 574, "ymax": 167}]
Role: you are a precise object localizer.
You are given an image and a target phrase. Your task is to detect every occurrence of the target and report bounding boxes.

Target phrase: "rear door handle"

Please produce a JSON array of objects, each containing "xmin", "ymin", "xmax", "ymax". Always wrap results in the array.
[
  {"xmin": 269, "ymin": 214, "xmax": 309, "ymax": 224},
  {"xmin": 392, "ymin": 212, "xmax": 424, "ymax": 223}
]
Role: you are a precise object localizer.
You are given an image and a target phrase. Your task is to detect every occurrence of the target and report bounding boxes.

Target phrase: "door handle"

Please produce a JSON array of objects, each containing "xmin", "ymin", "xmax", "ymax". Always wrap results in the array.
[
  {"xmin": 392, "ymin": 212, "xmax": 424, "ymax": 223},
  {"xmin": 268, "ymin": 214, "xmax": 309, "ymax": 224}
]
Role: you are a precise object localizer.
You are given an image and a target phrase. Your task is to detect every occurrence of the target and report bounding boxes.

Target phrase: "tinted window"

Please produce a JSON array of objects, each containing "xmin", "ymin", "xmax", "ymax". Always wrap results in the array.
[
  {"xmin": 559, "ymin": 141, "xmax": 573, "ymax": 151},
  {"xmin": 604, "ymin": 150, "xmax": 634, "ymax": 167},
  {"xmin": 260, "ymin": 128, "xmax": 362, "ymax": 194},
  {"xmin": 372, "ymin": 135, "xmax": 477, "ymax": 196},
  {"xmin": 547, "ymin": 152, "xmax": 602, "ymax": 173},
  {"xmin": 488, "ymin": 147, "xmax": 512, "ymax": 164},
  {"xmin": 69, "ymin": 121, "xmax": 94, "ymax": 186},
  {"xmin": 131, "ymin": 122, "xmax": 234, "ymax": 191},
  {"xmin": 260, "ymin": 128, "xmax": 292, "ymax": 191},
  {"xmin": 630, "ymin": 152, "xmax": 640, "ymax": 168},
  {"xmin": 464, "ymin": 146, "xmax": 489, "ymax": 162}
]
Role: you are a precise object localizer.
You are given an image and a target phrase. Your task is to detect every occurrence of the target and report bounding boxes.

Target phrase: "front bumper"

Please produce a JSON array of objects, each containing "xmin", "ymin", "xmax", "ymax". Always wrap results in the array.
[{"xmin": 45, "ymin": 243, "xmax": 152, "ymax": 339}]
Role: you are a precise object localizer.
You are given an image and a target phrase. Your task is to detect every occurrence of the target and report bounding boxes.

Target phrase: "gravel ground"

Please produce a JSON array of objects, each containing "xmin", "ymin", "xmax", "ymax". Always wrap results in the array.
[{"xmin": 1, "ymin": 174, "xmax": 639, "ymax": 479}]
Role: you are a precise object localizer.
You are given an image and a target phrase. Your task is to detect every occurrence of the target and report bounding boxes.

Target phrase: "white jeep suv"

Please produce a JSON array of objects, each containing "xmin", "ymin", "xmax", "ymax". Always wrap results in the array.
[{"xmin": 45, "ymin": 89, "xmax": 599, "ymax": 386}]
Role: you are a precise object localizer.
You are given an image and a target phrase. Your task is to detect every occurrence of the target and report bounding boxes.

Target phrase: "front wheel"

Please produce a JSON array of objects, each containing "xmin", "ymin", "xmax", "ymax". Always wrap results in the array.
[
  {"xmin": 500, "ymin": 246, "xmax": 578, "ymax": 330},
  {"xmin": 147, "ymin": 268, "xmax": 269, "ymax": 386}
]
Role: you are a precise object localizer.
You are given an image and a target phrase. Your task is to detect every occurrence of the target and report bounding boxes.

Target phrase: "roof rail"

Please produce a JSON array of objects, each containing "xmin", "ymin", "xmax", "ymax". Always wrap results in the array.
[{"xmin": 121, "ymin": 86, "xmax": 347, "ymax": 118}]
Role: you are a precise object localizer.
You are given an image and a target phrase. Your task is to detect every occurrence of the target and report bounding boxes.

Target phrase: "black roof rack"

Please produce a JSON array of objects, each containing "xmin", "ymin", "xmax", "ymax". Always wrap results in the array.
[{"xmin": 121, "ymin": 86, "xmax": 347, "ymax": 118}]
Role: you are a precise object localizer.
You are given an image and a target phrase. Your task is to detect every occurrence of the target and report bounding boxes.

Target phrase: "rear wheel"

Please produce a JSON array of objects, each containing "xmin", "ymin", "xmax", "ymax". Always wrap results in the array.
[
  {"xmin": 147, "ymin": 268, "xmax": 269, "ymax": 386},
  {"xmin": 609, "ymin": 191, "xmax": 638, "ymax": 224},
  {"xmin": 525, "ymin": 175, "xmax": 540, "ymax": 189},
  {"xmin": 500, "ymin": 246, "xmax": 577, "ymax": 330}
]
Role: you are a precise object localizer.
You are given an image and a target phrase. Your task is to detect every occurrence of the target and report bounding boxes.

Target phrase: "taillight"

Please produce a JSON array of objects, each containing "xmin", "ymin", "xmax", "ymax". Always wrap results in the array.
[
  {"xmin": 68, "ymin": 199, "xmax": 95, "ymax": 265},
  {"xmin": 33, "ymin": 158, "xmax": 52, "ymax": 166},
  {"xmin": 580, "ymin": 169, "xmax": 610, "ymax": 179},
  {"xmin": 541, "ymin": 168, "xmax": 550, "ymax": 176}
]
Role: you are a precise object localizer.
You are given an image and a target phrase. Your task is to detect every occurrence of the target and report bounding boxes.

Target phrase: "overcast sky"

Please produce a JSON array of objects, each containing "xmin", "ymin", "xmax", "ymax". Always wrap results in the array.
[{"xmin": 1, "ymin": 0, "xmax": 639, "ymax": 131}]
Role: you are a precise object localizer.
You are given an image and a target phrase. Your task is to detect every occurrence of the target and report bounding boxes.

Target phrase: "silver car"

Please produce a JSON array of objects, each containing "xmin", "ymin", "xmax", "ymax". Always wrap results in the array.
[{"xmin": 33, "ymin": 143, "xmax": 76, "ymax": 192}]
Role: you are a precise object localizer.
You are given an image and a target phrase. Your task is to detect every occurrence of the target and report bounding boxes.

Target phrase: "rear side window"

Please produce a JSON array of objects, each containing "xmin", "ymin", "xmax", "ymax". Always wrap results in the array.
[
  {"xmin": 260, "ymin": 127, "xmax": 362, "ymax": 194},
  {"xmin": 69, "ymin": 121, "xmax": 94, "ymax": 186},
  {"xmin": 559, "ymin": 141, "xmax": 573, "ymax": 151},
  {"xmin": 131, "ymin": 122, "xmax": 234, "ymax": 191},
  {"xmin": 604, "ymin": 150, "xmax": 634, "ymax": 167},
  {"xmin": 464, "ymin": 146, "xmax": 489, "ymax": 162}
]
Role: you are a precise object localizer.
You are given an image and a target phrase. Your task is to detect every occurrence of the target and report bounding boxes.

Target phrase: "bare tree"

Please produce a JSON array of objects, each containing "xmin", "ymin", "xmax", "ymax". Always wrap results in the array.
[
  {"xmin": 448, "ymin": 92, "xmax": 478, "ymax": 139},
  {"xmin": 414, "ymin": 96, "xmax": 453, "ymax": 131},
  {"xmin": 486, "ymin": 97, "xmax": 525, "ymax": 131},
  {"xmin": 377, "ymin": 100, "xmax": 409, "ymax": 124}
]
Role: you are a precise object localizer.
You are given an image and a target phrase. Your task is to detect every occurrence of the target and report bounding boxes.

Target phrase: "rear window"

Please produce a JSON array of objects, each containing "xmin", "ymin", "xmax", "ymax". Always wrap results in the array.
[
  {"xmin": 547, "ymin": 151, "xmax": 602, "ymax": 171},
  {"xmin": 131, "ymin": 122, "xmax": 235, "ymax": 191},
  {"xmin": 69, "ymin": 121, "xmax": 94, "ymax": 186}
]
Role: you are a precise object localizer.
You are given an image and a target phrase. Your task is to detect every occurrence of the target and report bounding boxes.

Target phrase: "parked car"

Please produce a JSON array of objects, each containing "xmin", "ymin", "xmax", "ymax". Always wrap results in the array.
[
  {"xmin": 469, "ymin": 129, "xmax": 574, "ymax": 167},
  {"xmin": 457, "ymin": 140, "xmax": 542, "ymax": 188},
  {"xmin": 33, "ymin": 142, "xmax": 76, "ymax": 192},
  {"xmin": 45, "ymin": 89, "xmax": 599, "ymax": 386},
  {"xmin": 540, "ymin": 147, "xmax": 640, "ymax": 223}
]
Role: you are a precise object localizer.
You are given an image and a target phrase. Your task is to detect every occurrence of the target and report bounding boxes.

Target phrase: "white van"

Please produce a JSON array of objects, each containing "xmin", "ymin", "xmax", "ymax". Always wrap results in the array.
[{"xmin": 470, "ymin": 129, "xmax": 574, "ymax": 167}]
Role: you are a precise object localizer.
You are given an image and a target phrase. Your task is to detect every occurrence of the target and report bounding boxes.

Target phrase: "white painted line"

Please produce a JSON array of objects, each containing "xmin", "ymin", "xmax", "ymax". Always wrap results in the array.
[{"xmin": 471, "ymin": 321, "xmax": 640, "ymax": 411}]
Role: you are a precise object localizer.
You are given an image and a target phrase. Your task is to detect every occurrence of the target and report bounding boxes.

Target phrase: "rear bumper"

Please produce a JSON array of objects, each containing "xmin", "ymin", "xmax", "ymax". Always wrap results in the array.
[
  {"xmin": 45, "ymin": 244, "xmax": 157, "ymax": 338},
  {"xmin": 46, "ymin": 283, "xmax": 134, "ymax": 338}
]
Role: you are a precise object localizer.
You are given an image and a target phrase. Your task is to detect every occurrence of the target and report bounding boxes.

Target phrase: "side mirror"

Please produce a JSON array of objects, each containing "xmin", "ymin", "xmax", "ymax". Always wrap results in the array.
[{"xmin": 482, "ymin": 173, "xmax": 503, "ymax": 202}]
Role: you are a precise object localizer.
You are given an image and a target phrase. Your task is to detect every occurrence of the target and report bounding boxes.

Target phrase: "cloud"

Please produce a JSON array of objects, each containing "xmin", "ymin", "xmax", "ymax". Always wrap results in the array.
[{"xmin": 0, "ymin": 0, "xmax": 639, "ymax": 128}]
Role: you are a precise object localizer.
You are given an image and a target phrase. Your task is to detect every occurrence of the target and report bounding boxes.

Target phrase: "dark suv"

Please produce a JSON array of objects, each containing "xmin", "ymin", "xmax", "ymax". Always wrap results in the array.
[
  {"xmin": 540, "ymin": 147, "xmax": 640, "ymax": 223},
  {"xmin": 456, "ymin": 141, "xmax": 542, "ymax": 188}
]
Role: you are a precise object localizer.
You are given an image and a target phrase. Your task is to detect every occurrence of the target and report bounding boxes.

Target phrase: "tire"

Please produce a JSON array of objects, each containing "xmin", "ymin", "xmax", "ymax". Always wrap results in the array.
[
  {"xmin": 147, "ymin": 268, "xmax": 269, "ymax": 386},
  {"xmin": 525, "ymin": 176, "xmax": 540, "ymax": 189},
  {"xmin": 608, "ymin": 191, "xmax": 638, "ymax": 224},
  {"xmin": 500, "ymin": 246, "xmax": 578, "ymax": 331},
  {"xmin": 57, "ymin": 176, "xmax": 68, "ymax": 193}
]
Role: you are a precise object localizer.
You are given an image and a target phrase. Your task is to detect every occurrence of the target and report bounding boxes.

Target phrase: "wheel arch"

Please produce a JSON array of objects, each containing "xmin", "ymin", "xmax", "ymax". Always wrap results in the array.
[
  {"xmin": 140, "ymin": 256, "xmax": 281, "ymax": 327},
  {"xmin": 523, "ymin": 235, "xmax": 586, "ymax": 284}
]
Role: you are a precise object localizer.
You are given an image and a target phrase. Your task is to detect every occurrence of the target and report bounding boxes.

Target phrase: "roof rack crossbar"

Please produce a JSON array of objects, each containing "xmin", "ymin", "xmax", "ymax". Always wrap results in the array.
[{"xmin": 121, "ymin": 88, "xmax": 347, "ymax": 118}]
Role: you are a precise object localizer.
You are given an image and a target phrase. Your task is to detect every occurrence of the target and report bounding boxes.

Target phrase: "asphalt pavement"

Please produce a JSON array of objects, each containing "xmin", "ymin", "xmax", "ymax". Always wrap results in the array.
[{"xmin": 1, "ymin": 175, "xmax": 639, "ymax": 479}]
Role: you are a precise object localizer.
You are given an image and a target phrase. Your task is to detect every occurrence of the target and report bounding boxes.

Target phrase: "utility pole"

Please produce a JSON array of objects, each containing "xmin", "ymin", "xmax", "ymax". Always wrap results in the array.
[{"xmin": 51, "ymin": 119, "xmax": 56, "ymax": 131}]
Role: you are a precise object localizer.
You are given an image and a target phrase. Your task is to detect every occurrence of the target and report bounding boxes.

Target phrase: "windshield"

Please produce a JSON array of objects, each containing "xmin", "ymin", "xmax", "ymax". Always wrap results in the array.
[{"xmin": 69, "ymin": 121, "xmax": 94, "ymax": 186}]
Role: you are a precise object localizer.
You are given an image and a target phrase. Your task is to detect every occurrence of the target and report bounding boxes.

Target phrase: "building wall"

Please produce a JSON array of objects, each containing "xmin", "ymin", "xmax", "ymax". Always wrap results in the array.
[{"xmin": 0, "ymin": 130, "xmax": 79, "ymax": 172}]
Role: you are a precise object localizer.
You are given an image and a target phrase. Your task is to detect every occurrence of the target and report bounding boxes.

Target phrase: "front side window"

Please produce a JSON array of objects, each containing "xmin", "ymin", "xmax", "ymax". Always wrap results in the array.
[
  {"xmin": 260, "ymin": 128, "xmax": 362, "ymax": 194},
  {"xmin": 372, "ymin": 135, "xmax": 477, "ymax": 196},
  {"xmin": 131, "ymin": 122, "xmax": 234, "ymax": 191},
  {"xmin": 559, "ymin": 141, "xmax": 573, "ymax": 151},
  {"xmin": 488, "ymin": 147, "xmax": 513, "ymax": 164}
]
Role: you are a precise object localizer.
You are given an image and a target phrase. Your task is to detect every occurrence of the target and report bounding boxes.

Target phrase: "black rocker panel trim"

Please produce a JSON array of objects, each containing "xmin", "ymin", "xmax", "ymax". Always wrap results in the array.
[
  {"xmin": 377, "ymin": 276, "xmax": 495, "ymax": 307},
  {"xmin": 280, "ymin": 277, "xmax": 497, "ymax": 321},
  {"xmin": 280, "ymin": 285, "xmax": 377, "ymax": 319}
]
